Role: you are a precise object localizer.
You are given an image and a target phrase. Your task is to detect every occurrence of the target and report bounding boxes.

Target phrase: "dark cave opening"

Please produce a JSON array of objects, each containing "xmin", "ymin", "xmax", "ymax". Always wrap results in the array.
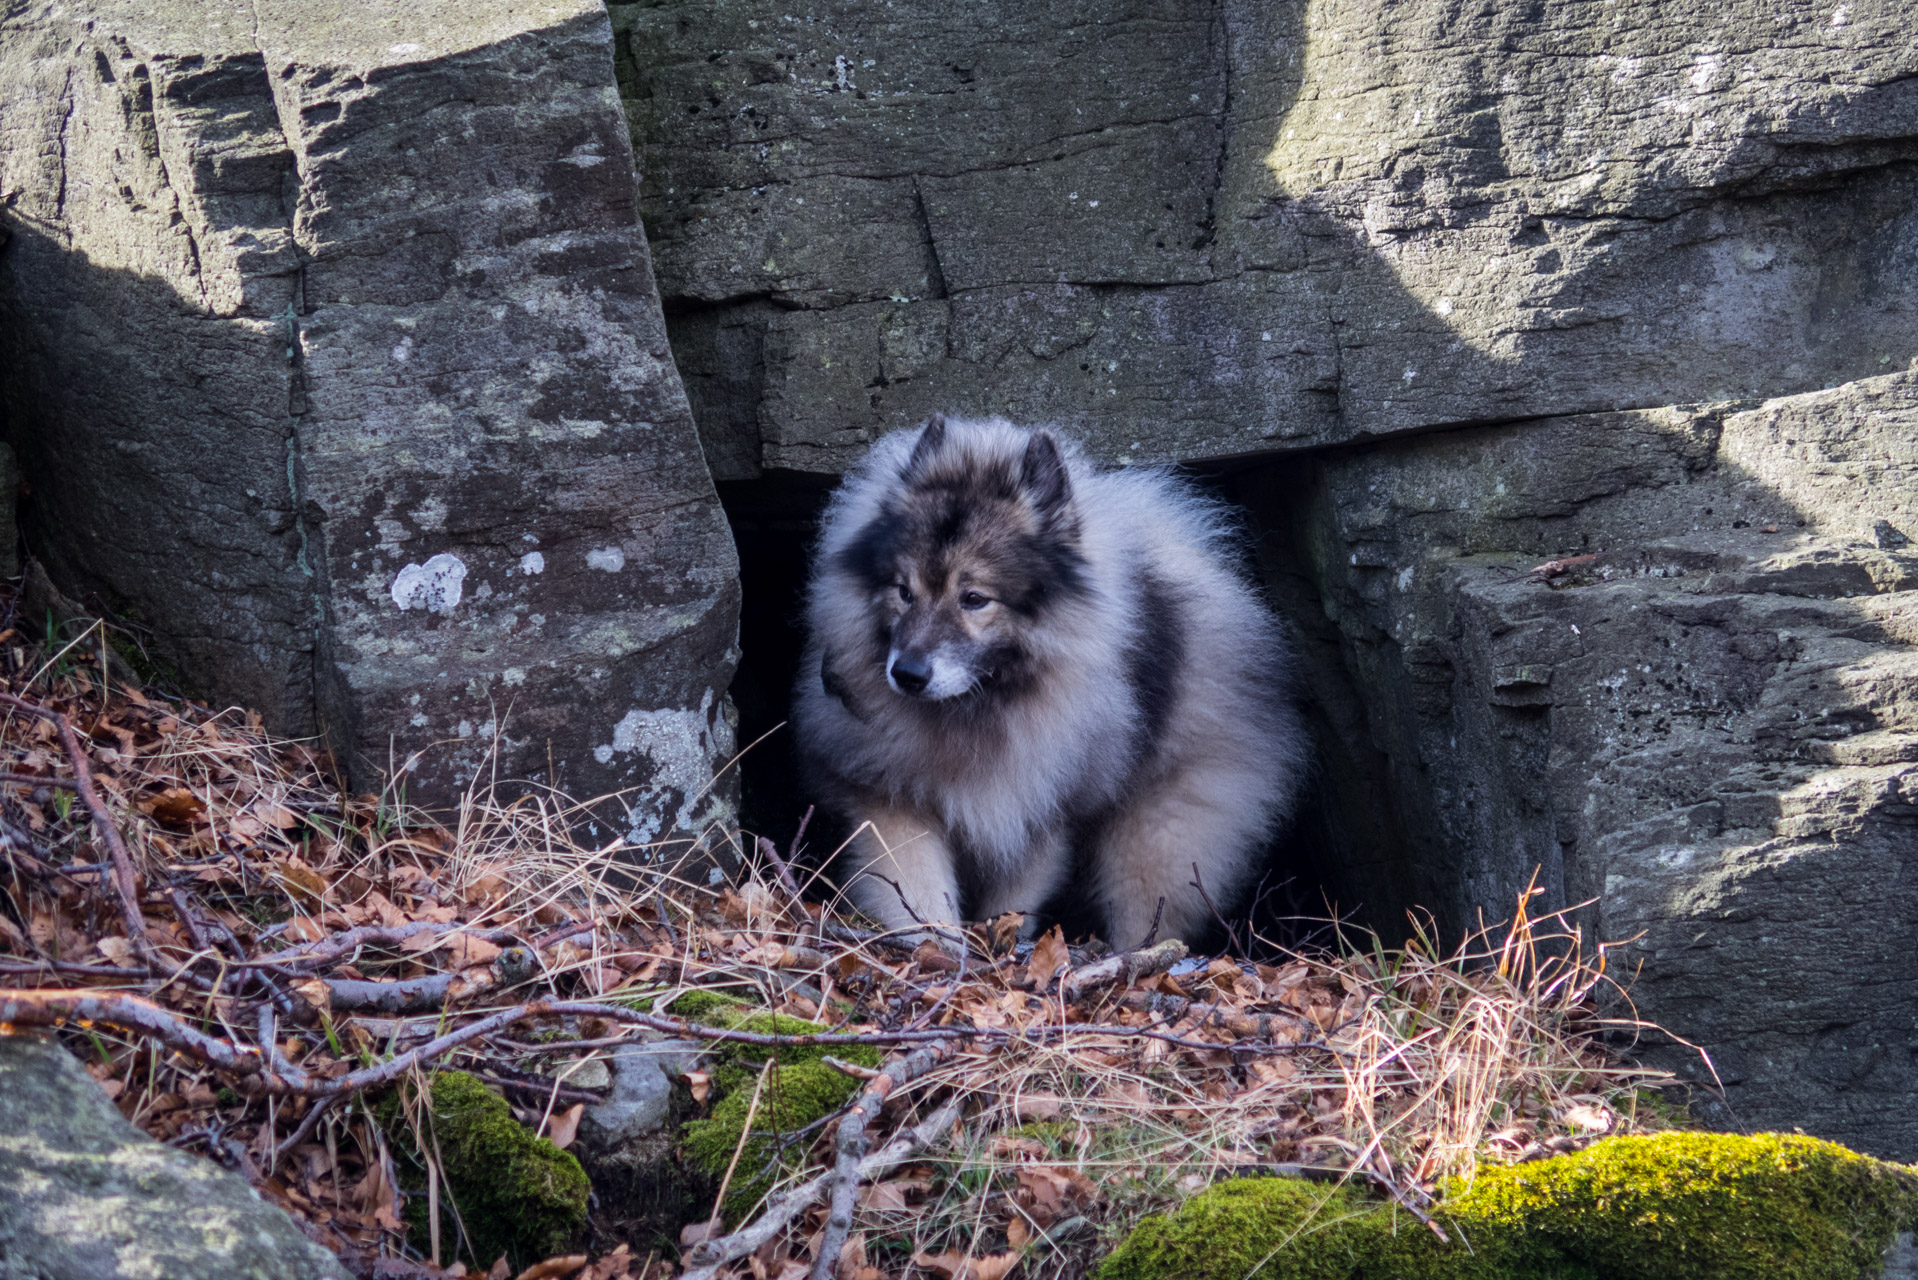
[{"xmin": 716, "ymin": 458, "xmax": 1418, "ymax": 954}]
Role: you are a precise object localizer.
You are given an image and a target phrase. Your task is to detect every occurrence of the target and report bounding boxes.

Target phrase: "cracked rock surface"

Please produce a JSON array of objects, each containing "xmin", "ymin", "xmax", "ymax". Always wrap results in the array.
[
  {"xmin": 622, "ymin": 0, "xmax": 1918, "ymax": 1155},
  {"xmin": 0, "ymin": 0, "xmax": 740, "ymax": 834}
]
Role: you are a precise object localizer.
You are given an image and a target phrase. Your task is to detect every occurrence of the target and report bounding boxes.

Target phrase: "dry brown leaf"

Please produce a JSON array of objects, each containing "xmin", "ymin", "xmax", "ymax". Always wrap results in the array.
[
  {"xmin": 546, "ymin": 1103, "xmax": 584, "ymax": 1150},
  {"xmin": 582, "ymin": 1247, "xmax": 631, "ymax": 1280},
  {"xmin": 1006, "ymin": 1218, "xmax": 1031, "ymax": 1249},
  {"xmin": 292, "ymin": 978, "xmax": 332, "ymax": 1018},
  {"xmin": 486, "ymin": 1260, "xmax": 511, "ymax": 1280},
  {"xmin": 1249, "ymin": 1056, "xmax": 1298, "ymax": 1087},
  {"xmin": 1025, "ymin": 925, "xmax": 1069, "ymax": 988},
  {"xmin": 911, "ymin": 1251, "xmax": 1019, "ymax": 1280},
  {"xmin": 989, "ymin": 912, "xmax": 1024, "ymax": 954},
  {"xmin": 95, "ymin": 936, "xmax": 134, "ymax": 965},
  {"xmin": 255, "ymin": 800, "xmax": 301, "ymax": 829},
  {"xmin": 514, "ymin": 1254, "xmax": 587, "ymax": 1280},
  {"xmin": 142, "ymin": 787, "xmax": 207, "ymax": 827},
  {"xmin": 1562, "ymin": 1104, "xmax": 1614, "ymax": 1134},
  {"xmin": 855, "ymin": 1178, "xmax": 927, "ymax": 1211},
  {"xmin": 285, "ymin": 915, "xmax": 326, "ymax": 944},
  {"xmin": 1013, "ymin": 1094, "xmax": 1063, "ymax": 1121},
  {"xmin": 365, "ymin": 890, "xmax": 408, "ymax": 928},
  {"xmin": 269, "ymin": 859, "xmax": 329, "ymax": 907},
  {"xmin": 970, "ymin": 1254, "xmax": 1020, "ymax": 1280},
  {"xmin": 910, "ymin": 1251, "xmax": 970, "ymax": 1279},
  {"xmin": 447, "ymin": 933, "xmax": 503, "ymax": 969}
]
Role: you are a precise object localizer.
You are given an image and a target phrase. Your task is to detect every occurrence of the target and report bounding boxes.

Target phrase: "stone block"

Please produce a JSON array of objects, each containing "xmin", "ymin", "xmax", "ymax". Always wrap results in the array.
[{"xmin": 0, "ymin": 0, "xmax": 741, "ymax": 841}]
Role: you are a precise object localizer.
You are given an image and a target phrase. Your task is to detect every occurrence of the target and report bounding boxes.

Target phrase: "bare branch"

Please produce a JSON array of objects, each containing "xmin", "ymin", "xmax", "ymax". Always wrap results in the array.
[{"xmin": 811, "ymin": 1040, "xmax": 960, "ymax": 1280}]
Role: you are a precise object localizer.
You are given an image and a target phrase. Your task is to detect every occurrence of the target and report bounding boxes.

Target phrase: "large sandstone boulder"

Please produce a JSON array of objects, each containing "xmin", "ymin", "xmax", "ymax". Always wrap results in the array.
[
  {"xmin": 0, "ymin": 1032, "xmax": 352, "ymax": 1280},
  {"xmin": 0, "ymin": 0, "xmax": 740, "ymax": 839},
  {"xmin": 615, "ymin": 0, "xmax": 1918, "ymax": 1154}
]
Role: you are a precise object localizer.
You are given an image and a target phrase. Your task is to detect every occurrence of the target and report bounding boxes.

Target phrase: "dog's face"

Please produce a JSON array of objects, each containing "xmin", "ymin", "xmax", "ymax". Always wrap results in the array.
[{"xmin": 835, "ymin": 419, "xmax": 1086, "ymax": 702}]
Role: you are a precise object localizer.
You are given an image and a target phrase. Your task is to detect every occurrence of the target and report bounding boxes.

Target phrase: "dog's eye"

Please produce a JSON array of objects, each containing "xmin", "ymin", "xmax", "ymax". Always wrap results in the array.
[
  {"xmin": 896, "ymin": 582, "xmax": 913, "ymax": 603},
  {"xmin": 959, "ymin": 590, "xmax": 991, "ymax": 611}
]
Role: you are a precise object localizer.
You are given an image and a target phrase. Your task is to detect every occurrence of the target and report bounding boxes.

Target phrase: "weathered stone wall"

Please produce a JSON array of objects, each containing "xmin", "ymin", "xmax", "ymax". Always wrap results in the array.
[
  {"xmin": 617, "ymin": 0, "xmax": 1916, "ymax": 473},
  {"xmin": 0, "ymin": 0, "xmax": 741, "ymax": 840},
  {"xmin": 615, "ymin": 0, "xmax": 1918, "ymax": 1153}
]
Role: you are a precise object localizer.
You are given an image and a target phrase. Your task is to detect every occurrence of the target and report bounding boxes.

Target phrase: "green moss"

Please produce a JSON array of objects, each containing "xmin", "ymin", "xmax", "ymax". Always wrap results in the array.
[
  {"xmin": 668, "ymin": 989, "xmax": 752, "ymax": 1020},
  {"xmin": 1097, "ymin": 1133, "xmax": 1918, "ymax": 1280},
  {"xmin": 670, "ymin": 1000, "xmax": 884, "ymax": 1222},
  {"xmin": 378, "ymin": 1071, "xmax": 590, "ymax": 1271},
  {"xmin": 683, "ymin": 1060, "xmax": 862, "ymax": 1220},
  {"xmin": 1454, "ymin": 1131, "xmax": 1918, "ymax": 1280},
  {"xmin": 705, "ymin": 1011, "xmax": 879, "ymax": 1094}
]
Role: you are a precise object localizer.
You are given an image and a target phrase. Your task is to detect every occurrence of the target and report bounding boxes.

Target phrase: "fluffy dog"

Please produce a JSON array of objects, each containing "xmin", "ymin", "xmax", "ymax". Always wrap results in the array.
[{"xmin": 793, "ymin": 414, "xmax": 1305, "ymax": 947}]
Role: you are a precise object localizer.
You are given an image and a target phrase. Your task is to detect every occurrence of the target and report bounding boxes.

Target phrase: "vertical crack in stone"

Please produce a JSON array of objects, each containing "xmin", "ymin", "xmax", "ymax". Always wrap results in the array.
[{"xmin": 909, "ymin": 177, "xmax": 949, "ymax": 301}]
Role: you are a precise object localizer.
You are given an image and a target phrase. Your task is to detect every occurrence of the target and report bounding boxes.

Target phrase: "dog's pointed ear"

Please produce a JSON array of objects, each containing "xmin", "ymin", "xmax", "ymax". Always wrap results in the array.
[
  {"xmin": 1020, "ymin": 431, "xmax": 1072, "ymax": 522},
  {"xmin": 903, "ymin": 413, "xmax": 948, "ymax": 480}
]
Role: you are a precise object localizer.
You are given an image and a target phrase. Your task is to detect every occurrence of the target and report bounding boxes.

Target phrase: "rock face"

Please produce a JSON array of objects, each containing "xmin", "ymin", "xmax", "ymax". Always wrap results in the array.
[
  {"xmin": 0, "ymin": 0, "xmax": 740, "ymax": 839},
  {"xmin": 616, "ymin": 0, "xmax": 1918, "ymax": 1155},
  {"xmin": 617, "ymin": 0, "xmax": 1917, "ymax": 477},
  {"xmin": 1248, "ymin": 375, "xmax": 1918, "ymax": 1153},
  {"xmin": 0, "ymin": 1032, "xmax": 352, "ymax": 1280}
]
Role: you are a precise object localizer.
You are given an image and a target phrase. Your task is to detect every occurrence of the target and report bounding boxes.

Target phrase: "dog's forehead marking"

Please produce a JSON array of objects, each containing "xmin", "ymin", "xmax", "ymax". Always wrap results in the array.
[{"xmin": 913, "ymin": 496, "xmax": 1040, "ymax": 595}]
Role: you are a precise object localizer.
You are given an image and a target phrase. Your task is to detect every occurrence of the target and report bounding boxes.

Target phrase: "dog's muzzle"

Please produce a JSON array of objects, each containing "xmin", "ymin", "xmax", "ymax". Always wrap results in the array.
[{"xmin": 888, "ymin": 652, "xmax": 933, "ymax": 696}]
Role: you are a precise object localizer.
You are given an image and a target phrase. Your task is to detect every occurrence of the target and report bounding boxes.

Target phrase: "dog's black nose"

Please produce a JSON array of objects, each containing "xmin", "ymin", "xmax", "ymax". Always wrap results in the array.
[{"xmin": 889, "ymin": 654, "xmax": 932, "ymax": 695}]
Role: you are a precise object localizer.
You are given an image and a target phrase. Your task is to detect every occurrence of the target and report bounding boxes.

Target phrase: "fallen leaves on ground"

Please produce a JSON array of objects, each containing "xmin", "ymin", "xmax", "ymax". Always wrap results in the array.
[{"xmin": 0, "ymin": 597, "xmax": 1679, "ymax": 1280}]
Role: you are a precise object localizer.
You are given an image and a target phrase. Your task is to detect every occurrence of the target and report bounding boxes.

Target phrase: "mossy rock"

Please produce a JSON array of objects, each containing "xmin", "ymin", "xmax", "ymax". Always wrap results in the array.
[
  {"xmin": 669, "ymin": 998, "xmax": 883, "ymax": 1222},
  {"xmin": 378, "ymin": 1071, "xmax": 590, "ymax": 1271},
  {"xmin": 1097, "ymin": 1132, "xmax": 1918, "ymax": 1280}
]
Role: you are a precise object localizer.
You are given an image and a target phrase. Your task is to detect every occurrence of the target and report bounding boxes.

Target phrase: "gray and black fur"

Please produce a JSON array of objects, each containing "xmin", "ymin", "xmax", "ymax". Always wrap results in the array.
[{"xmin": 794, "ymin": 414, "xmax": 1306, "ymax": 948}]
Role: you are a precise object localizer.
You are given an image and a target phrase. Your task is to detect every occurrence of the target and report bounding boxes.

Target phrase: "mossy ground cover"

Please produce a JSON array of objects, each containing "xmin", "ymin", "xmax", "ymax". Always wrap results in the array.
[
  {"xmin": 378, "ymin": 1071, "xmax": 591, "ymax": 1271},
  {"xmin": 1097, "ymin": 1132, "xmax": 1918, "ymax": 1280},
  {"xmin": 671, "ymin": 993, "xmax": 883, "ymax": 1222}
]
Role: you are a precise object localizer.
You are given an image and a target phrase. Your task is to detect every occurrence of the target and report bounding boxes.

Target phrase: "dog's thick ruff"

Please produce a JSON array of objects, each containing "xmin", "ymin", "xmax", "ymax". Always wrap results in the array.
[{"xmin": 795, "ymin": 415, "xmax": 1305, "ymax": 948}]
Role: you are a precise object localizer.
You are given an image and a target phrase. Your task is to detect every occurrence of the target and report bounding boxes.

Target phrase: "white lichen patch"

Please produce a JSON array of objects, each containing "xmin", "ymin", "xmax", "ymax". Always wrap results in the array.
[
  {"xmin": 520, "ymin": 551, "xmax": 546, "ymax": 575},
  {"xmin": 586, "ymin": 546, "xmax": 626, "ymax": 573},
  {"xmin": 592, "ymin": 689, "xmax": 732, "ymax": 845},
  {"xmin": 390, "ymin": 553, "xmax": 467, "ymax": 615},
  {"xmin": 502, "ymin": 667, "xmax": 527, "ymax": 687}
]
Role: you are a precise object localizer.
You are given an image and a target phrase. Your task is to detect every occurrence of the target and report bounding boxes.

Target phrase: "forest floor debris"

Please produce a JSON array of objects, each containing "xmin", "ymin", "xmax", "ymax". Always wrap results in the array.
[{"xmin": 0, "ymin": 595, "xmax": 1689, "ymax": 1280}]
